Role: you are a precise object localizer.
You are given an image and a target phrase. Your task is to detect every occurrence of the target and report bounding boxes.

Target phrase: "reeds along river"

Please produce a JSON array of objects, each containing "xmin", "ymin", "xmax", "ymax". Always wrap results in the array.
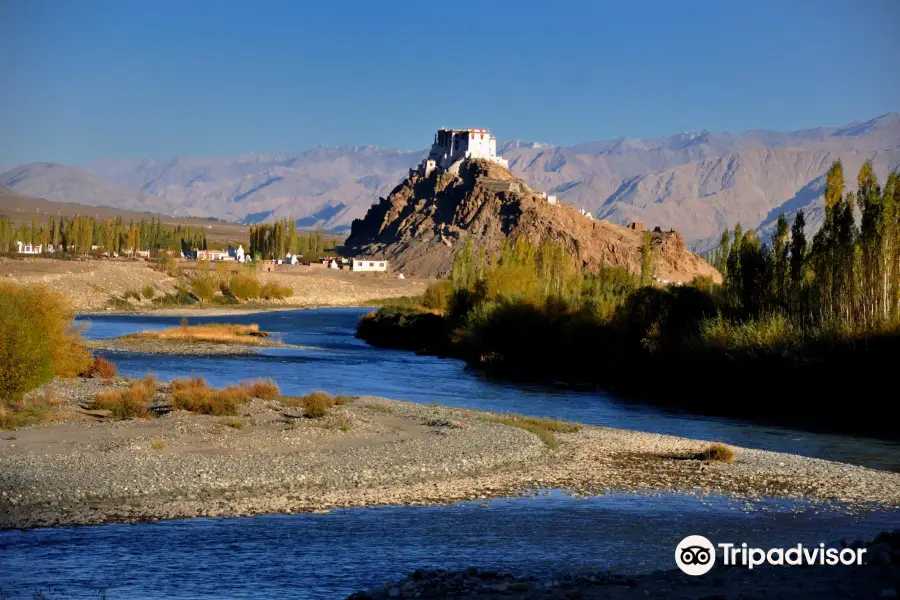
[
  {"xmin": 75, "ymin": 308, "xmax": 900, "ymax": 472},
  {"xmin": 1, "ymin": 308, "xmax": 899, "ymax": 599}
]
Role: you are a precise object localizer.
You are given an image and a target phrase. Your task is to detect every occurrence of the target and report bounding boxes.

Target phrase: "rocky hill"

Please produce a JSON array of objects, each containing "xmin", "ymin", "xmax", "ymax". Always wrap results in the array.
[{"xmin": 343, "ymin": 159, "xmax": 719, "ymax": 283}]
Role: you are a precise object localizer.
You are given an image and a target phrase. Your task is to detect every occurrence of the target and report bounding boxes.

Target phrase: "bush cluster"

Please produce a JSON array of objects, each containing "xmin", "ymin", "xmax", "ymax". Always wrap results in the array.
[
  {"xmin": 280, "ymin": 391, "xmax": 351, "ymax": 418},
  {"xmin": 0, "ymin": 282, "xmax": 91, "ymax": 404},
  {"xmin": 92, "ymin": 376, "xmax": 157, "ymax": 419},
  {"xmin": 169, "ymin": 377, "xmax": 279, "ymax": 416},
  {"xmin": 82, "ymin": 356, "xmax": 118, "ymax": 379}
]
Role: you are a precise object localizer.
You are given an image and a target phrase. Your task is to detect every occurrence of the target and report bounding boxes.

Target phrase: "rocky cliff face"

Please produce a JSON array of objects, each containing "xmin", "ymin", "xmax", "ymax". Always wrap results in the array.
[{"xmin": 343, "ymin": 160, "xmax": 720, "ymax": 283}]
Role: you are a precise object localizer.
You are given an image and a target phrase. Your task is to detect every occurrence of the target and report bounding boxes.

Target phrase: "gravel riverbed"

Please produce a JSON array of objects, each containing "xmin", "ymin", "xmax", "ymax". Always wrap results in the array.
[
  {"xmin": 1, "ymin": 377, "xmax": 899, "ymax": 530},
  {"xmin": 85, "ymin": 337, "xmax": 305, "ymax": 355}
]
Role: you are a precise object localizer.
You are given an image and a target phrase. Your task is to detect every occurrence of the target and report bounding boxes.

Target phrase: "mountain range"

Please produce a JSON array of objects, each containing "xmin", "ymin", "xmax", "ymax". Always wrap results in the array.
[{"xmin": 2, "ymin": 113, "xmax": 898, "ymax": 250}]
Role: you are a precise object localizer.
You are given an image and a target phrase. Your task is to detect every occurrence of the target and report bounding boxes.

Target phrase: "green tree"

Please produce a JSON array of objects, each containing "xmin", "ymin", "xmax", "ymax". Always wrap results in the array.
[{"xmin": 772, "ymin": 214, "xmax": 790, "ymax": 307}]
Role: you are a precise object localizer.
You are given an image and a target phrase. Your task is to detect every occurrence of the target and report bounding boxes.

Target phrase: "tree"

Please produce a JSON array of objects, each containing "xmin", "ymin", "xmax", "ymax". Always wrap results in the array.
[
  {"xmin": 789, "ymin": 210, "xmax": 807, "ymax": 313},
  {"xmin": 451, "ymin": 237, "xmax": 476, "ymax": 291},
  {"xmin": 772, "ymin": 214, "xmax": 789, "ymax": 307},
  {"xmin": 716, "ymin": 229, "xmax": 731, "ymax": 276}
]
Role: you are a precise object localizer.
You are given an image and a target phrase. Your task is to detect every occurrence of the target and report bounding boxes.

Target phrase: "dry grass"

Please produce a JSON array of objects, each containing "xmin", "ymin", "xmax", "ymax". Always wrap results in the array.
[
  {"xmin": 363, "ymin": 400, "xmax": 394, "ymax": 413},
  {"xmin": 696, "ymin": 442, "xmax": 736, "ymax": 464},
  {"xmin": 82, "ymin": 356, "xmax": 118, "ymax": 379},
  {"xmin": 0, "ymin": 390, "xmax": 60, "ymax": 429},
  {"xmin": 280, "ymin": 391, "xmax": 350, "ymax": 418},
  {"xmin": 169, "ymin": 377, "xmax": 278, "ymax": 416},
  {"xmin": 151, "ymin": 441, "xmax": 165, "ymax": 451},
  {"xmin": 481, "ymin": 413, "xmax": 581, "ymax": 449},
  {"xmin": 218, "ymin": 417, "xmax": 244, "ymax": 430},
  {"xmin": 241, "ymin": 379, "xmax": 279, "ymax": 400},
  {"xmin": 92, "ymin": 379, "xmax": 156, "ymax": 419},
  {"xmin": 127, "ymin": 323, "xmax": 272, "ymax": 345}
]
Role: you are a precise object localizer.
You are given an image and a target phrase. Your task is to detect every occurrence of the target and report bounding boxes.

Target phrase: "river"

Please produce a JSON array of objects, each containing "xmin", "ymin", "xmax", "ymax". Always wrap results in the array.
[{"xmin": 1, "ymin": 308, "xmax": 898, "ymax": 599}]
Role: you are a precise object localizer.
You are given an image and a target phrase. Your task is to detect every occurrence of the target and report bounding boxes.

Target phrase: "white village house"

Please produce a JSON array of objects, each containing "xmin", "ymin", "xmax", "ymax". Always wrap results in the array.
[
  {"xmin": 351, "ymin": 259, "xmax": 388, "ymax": 272},
  {"xmin": 16, "ymin": 241, "xmax": 42, "ymax": 255},
  {"xmin": 195, "ymin": 249, "xmax": 232, "ymax": 261}
]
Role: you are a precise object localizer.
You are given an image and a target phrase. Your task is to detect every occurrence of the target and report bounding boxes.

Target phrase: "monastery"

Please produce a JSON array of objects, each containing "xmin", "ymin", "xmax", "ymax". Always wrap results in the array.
[{"xmin": 417, "ymin": 128, "xmax": 509, "ymax": 176}]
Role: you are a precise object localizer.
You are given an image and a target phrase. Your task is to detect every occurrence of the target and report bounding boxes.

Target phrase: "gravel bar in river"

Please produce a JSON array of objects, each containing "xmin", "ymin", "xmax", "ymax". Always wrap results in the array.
[{"xmin": 1, "ymin": 377, "xmax": 898, "ymax": 529}]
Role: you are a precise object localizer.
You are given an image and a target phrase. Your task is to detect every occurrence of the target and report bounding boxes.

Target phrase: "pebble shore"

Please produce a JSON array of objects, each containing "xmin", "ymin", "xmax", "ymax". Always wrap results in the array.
[
  {"xmin": 85, "ymin": 336, "xmax": 305, "ymax": 355},
  {"xmin": 1, "ymin": 377, "xmax": 899, "ymax": 530}
]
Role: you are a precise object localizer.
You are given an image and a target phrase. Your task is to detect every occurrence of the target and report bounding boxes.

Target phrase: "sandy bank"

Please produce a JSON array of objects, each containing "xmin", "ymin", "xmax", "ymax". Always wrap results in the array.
[
  {"xmin": 3, "ymin": 257, "xmax": 426, "ymax": 312},
  {"xmin": 1, "ymin": 377, "xmax": 898, "ymax": 530}
]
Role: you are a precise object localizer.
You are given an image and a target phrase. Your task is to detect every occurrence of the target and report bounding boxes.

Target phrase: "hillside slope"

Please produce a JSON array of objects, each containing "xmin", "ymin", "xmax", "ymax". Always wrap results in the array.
[
  {"xmin": 343, "ymin": 160, "xmax": 719, "ymax": 283},
  {"xmin": 1, "ymin": 162, "xmax": 177, "ymax": 215}
]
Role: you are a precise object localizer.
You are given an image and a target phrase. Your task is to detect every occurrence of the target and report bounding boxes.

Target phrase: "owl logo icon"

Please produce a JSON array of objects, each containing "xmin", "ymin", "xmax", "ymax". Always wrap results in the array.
[{"xmin": 675, "ymin": 535, "xmax": 716, "ymax": 575}]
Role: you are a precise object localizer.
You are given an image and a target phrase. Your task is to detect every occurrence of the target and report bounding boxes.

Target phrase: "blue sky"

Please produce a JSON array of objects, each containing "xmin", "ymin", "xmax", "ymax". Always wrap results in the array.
[{"xmin": 1, "ymin": 0, "xmax": 898, "ymax": 165}]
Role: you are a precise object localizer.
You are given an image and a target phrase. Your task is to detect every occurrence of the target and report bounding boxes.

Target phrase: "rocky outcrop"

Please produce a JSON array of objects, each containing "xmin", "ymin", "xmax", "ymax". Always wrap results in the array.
[{"xmin": 343, "ymin": 159, "xmax": 720, "ymax": 283}]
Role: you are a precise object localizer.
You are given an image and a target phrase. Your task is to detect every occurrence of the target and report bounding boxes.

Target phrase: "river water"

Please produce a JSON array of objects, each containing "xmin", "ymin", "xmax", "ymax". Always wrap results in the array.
[{"xmin": 1, "ymin": 308, "xmax": 898, "ymax": 599}]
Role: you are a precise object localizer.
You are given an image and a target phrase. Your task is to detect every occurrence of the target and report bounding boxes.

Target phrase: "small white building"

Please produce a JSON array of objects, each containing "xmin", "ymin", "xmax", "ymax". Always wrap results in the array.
[
  {"xmin": 16, "ymin": 241, "xmax": 42, "ymax": 255},
  {"xmin": 196, "ymin": 249, "xmax": 232, "ymax": 261},
  {"xmin": 417, "ymin": 128, "xmax": 509, "ymax": 176},
  {"xmin": 351, "ymin": 258, "xmax": 388, "ymax": 273}
]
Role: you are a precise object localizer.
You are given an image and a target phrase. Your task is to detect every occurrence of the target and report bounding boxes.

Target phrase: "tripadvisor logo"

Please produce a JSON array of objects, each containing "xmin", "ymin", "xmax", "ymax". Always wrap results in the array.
[
  {"xmin": 675, "ymin": 535, "xmax": 868, "ymax": 576},
  {"xmin": 675, "ymin": 535, "xmax": 716, "ymax": 576}
]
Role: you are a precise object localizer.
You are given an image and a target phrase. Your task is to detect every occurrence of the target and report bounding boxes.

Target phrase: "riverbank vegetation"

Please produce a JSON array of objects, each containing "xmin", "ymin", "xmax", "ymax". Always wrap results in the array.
[
  {"xmin": 126, "ymin": 322, "xmax": 274, "ymax": 345},
  {"xmin": 0, "ymin": 282, "xmax": 92, "ymax": 427},
  {"xmin": 357, "ymin": 161, "xmax": 900, "ymax": 436},
  {"xmin": 168, "ymin": 377, "xmax": 279, "ymax": 416},
  {"xmin": 480, "ymin": 414, "xmax": 581, "ymax": 449},
  {"xmin": 280, "ymin": 391, "xmax": 351, "ymax": 418}
]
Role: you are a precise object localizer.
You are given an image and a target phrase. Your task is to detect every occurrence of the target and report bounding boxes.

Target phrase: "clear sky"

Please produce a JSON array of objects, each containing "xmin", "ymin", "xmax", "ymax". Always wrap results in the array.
[{"xmin": 1, "ymin": 0, "xmax": 898, "ymax": 165}]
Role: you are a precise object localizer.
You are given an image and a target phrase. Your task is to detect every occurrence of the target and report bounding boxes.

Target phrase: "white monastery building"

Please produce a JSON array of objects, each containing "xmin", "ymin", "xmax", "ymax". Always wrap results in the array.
[
  {"xmin": 418, "ymin": 128, "xmax": 509, "ymax": 176},
  {"xmin": 351, "ymin": 259, "xmax": 388, "ymax": 272}
]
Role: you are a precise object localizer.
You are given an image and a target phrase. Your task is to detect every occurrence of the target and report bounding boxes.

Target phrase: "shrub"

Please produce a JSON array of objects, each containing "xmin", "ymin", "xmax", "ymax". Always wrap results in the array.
[
  {"xmin": 0, "ymin": 282, "xmax": 91, "ymax": 404},
  {"xmin": 169, "ymin": 377, "xmax": 273, "ymax": 416},
  {"xmin": 280, "ymin": 391, "xmax": 347, "ymax": 418},
  {"xmin": 152, "ymin": 255, "xmax": 180, "ymax": 277},
  {"xmin": 696, "ymin": 442, "xmax": 735, "ymax": 464},
  {"xmin": 422, "ymin": 280, "xmax": 453, "ymax": 311},
  {"xmin": 122, "ymin": 289, "xmax": 142, "ymax": 302},
  {"xmin": 0, "ymin": 388, "xmax": 60, "ymax": 429},
  {"xmin": 299, "ymin": 392, "xmax": 334, "ymax": 418},
  {"xmin": 170, "ymin": 377, "xmax": 226, "ymax": 415},
  {"xmin": 229, "ymin": 274, "xmax": 261, "ymax": 300},
  {"xmin": 356, "ymin": 308, "xmax": 452, "ymax": 353},
  {"xmin": 106, "ymin": 296, "xmax": 133, "ymax": 310},
  {"xmin": 190, "ymin": 277, "xmax": 215, "ymax": 303},
  {"xmin": 92, "ymin": 379, "xmax": 155, "ymax": 419},
  {"xmin": 242, "ymin": 378, "xmax": 280, "ymax": 400},
  {"xmin": 260, "ymin": 282, "xmax": 293, "ymax": 300},
  {"xmin": 219, "ymin": 417, "xmax": 244, "ymax": 430},
  {"xmin": 82, "ymin": 356, "xmax": 118, "ymax": 379},
  {"xmin": 141, "ymin": 285, "xmax": 156, "ymax": 300}
]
